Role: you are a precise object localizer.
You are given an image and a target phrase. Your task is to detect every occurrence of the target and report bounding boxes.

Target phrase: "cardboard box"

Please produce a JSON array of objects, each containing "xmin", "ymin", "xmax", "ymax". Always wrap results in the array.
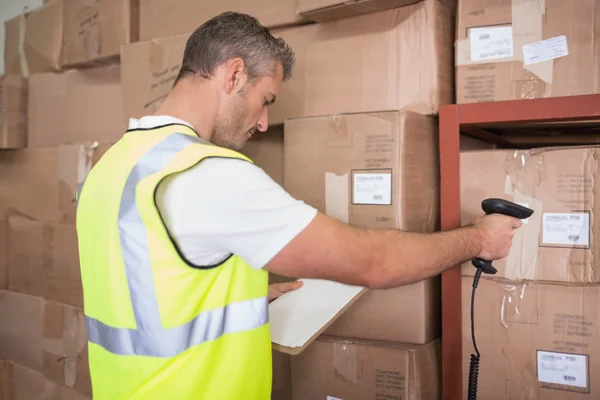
[
  {"xmin": 0, "ymin": 75, "xmax": 28, "ymax": 149},
  {"xmin": 285, "ymin": 110, "xmax": 439, "ymax": 231},
  {"xmin": 0, "ymin": 220, "xmax": 7, "ymax": 290},
  {"xmin": 296, "ymin": 0, "xmax": 427, "ymax": 22},
  {"xmin": 284, "ymin": 110, "xmax": 440, "ymax": 342},
  {"xmin": 8, "ymin": 217, "xmax": 82, "ymax": 307},
  {"xmin": 460, "ymin": 147, "xmax": 599, "ymax": 283},
  {"xmin": 0, "ymin": 291, "xmax": 43, "ymax": 372},
  {"xmin": 4, "ymin": 0, "xmax": 138, "ymax": 74},
  {"xmin": 325, "ymin": 277, "xmax": 440, "ymax": 344},
  {"xmin": 455, "ymin": 0, "xmax": 600, "ymax": 103},
  {"xmin": 0, "ymin": 360, "xmax": 11, "ymax": 400},
  {"xmin": 271, "ymin": 350, "xmax": 291, "ymax": 400},
  {"xmin": 62, "ymin": 0, "xmax": 139, "ymax": 68},
  {"xmin": 462, "ymin": 276, "xmax": 600, "ymax": 399},
  {"xmin": 139, "ymin": 0, "xmax": 305, "ymax": 42},
  {"xmin": 123, "ymin": 1, "xmax": 453, "ymax": 126},
  {"xmin": 3, "ymin": 1, "xmax": 62, "ymax": 76},
  {"xmin": 43, "ymin": 301, "xmax": 91, "ymax": 397},
  {"xmin": 11, "ymin": 364, "xmax": 89, "ymax": 400},
  {"xmin": 285, "ymin": 0, "xmax": 454, "ymax": 118},
  {"xmin": 241, "ymin": 127, "xmax": 284, "ymax": 187},
  {"xmin": 292, "ymin": 337, "xmax": 441, "ymax": 399},
  {"xmin": 120, "ymin": 34, "xmax": 186, "ymax": 123},
  {"xmin": 0, "ymin": 144, "xmax": 111, "ymax": 223},
  {"xmin": 28, "ymin": 64, "xmax": 125, "ymax": 148}
]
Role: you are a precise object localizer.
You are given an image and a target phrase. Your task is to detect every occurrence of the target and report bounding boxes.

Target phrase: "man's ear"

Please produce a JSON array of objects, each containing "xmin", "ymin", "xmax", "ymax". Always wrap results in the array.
[{"xmin": 224, "ymin": 58, "xmax": 247, "ymax": 95}]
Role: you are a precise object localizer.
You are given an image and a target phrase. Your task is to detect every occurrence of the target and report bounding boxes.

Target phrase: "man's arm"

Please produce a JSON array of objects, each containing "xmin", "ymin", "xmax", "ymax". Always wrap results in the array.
[{"xmin": 266, "ymin": 212, "xmax": 521, "ymax": 289}]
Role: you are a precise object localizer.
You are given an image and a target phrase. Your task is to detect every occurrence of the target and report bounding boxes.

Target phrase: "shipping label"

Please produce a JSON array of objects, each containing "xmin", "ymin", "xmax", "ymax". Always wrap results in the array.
[
  {"xmin": 542, "ymin": 212, "xmax": 590, "ymax": 247},
  {"xmin": 469, "ymin": 26, "xmax": 514, "ymax": 62},
  {"xmin": 537, "ymin": 350, "xmax": 589, "ymax": 393},
  {"xmin": 352, "ymin": 171, "xmax": 392, "ymax": 206}
]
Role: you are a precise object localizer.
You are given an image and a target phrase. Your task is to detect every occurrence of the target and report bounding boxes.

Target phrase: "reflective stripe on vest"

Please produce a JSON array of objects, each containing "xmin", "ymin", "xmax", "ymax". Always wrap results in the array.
[{"xmin": 83, "ymin": 132, "xmax": 268, "ymax": 358}]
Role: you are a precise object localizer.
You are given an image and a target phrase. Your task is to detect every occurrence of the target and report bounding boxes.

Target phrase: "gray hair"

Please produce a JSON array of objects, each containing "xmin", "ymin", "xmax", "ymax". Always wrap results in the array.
[{"xmin": 175, "ymin": 12, "xmax": 295, "ymax": 84}]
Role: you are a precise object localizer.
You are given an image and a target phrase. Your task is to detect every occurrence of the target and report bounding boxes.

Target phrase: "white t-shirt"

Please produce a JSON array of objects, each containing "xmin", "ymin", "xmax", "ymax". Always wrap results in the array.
[{"xmin": 128, "ymin": 116, "xmax": 318, "ymax": 269}]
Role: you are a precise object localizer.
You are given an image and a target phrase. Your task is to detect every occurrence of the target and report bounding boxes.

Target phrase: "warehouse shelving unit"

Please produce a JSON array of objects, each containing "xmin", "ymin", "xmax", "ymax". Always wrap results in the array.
[{"xmin": 438, "ymin": 94, "xmax": 600, "ymax": 400}]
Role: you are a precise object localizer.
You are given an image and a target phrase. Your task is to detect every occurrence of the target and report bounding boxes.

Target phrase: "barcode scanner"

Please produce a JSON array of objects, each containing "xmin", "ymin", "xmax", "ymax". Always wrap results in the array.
[{"xmin": 468, "ymin": 198, "xmax": 534, "ymax": 400}]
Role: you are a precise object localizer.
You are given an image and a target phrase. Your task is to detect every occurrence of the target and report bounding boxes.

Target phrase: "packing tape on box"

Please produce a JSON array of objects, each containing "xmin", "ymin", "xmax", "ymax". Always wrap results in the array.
[
  {"xmin": 333, "ymin": 341, "xmax": 358, "ymax": 384},
  {"xmin": 455, "ymin": 0, "xmax": 560, "ymax": 97},
  {"xmin": 58, "ymin": 142, "xmax": 100, "ymax": 204},
  {"xmin": 17, "ymin": 8, "xmax": 30, "ymax": 78},
  {"xmin": 325, "ymin": 173, "xmax": 350, "ymax": 224},
  {"xmin": 42, "ymin": 302, "xmax": 87, "ymax": 389},
  {"xmin": 503, "ymin": 150, "xmax": 543, "ymax": 281}
]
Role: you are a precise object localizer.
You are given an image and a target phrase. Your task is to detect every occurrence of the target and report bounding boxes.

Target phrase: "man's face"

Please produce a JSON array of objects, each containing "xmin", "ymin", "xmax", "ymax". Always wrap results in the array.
[{"xmin": 212, "ymin": 63, "xmax": 283, "ymax": 151}]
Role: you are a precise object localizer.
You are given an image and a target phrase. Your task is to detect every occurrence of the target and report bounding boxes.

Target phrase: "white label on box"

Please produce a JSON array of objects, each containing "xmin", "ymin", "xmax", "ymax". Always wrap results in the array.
[
  {"xmin": 537, "ymin": 351, "xmax": 588, "ymax": 389},
  {"xmin": 327, "ymin": 397, "xmax": 343, "ymax": 400},
  {"xmin": 542, "ymin": 213, "xmax": 590, "ymax": 247},
  {"xmin": 352, "ymin": 172, "xmax": 392, "ymax": 205},
  {"xmin": 523, "ymin": 36, "xmax": 568, "ymax": 66},
  {"xmin": 469, "ymin": 26, "xmax": 514, "ymax": 62}
]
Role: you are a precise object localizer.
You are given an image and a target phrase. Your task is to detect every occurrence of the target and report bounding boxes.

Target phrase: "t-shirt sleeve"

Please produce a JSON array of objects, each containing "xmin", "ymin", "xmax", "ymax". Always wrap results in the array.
[{"xmin": 155, "ymin": 157, "xmax": 318, "ymax": 269}]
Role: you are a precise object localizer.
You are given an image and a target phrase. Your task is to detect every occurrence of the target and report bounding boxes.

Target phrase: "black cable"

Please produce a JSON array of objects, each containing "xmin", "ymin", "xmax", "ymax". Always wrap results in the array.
[{"xmin": 468, "ymin": 269, "xmax": 483, "ymax": 400}]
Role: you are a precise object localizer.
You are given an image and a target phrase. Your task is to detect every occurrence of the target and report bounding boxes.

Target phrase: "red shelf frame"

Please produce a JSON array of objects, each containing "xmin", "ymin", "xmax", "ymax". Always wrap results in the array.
[{"xmin": 439, "ymin": 94, "xmax": 600, "ymax": 400}]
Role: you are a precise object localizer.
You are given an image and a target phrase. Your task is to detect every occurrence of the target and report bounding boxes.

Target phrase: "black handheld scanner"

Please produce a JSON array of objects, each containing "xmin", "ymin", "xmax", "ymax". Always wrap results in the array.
[{"xmin": 471, "ymin": 198, "xmax": 534, "ymax": 277}]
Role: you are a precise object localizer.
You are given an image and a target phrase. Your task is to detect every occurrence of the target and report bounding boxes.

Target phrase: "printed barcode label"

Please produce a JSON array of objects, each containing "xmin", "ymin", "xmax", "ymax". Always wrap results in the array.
[
  {"xmin": 542, "ymin": 213, "xmax": 590, "ymax": 247},
  {"xmin": 537, "ymin": 351, "xmax": 588, "ymax": 389},
  {"xmin": 352, "ymin": 172, "xmax": 392, "ymax": 205},
  {"xmin": 469, "ymin": 26, "xmax": 514, "ymax": 62}
]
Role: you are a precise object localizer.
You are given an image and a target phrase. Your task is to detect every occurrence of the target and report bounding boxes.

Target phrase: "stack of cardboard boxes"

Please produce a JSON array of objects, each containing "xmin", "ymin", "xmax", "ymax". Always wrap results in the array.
[
  {"xmin": 455, "ymin": 0, "xmax": 600, "ymax": 398},
  {"xmin": 1, "ymin": 0, "xmax": 598, "ymax": 398}
]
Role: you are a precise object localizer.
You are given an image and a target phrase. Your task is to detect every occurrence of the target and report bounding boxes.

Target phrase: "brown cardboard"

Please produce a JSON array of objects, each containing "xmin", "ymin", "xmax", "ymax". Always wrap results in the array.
[
  {"xmin": 0, "ymin": 291, "xmax": 43, "ymax": 372},
  {"xmin": 61, "ymin": 0, "xmax": 139, "ymax": 68},
  {"xmin": 271, "ymin": 350, "xmax": 291, "ymax": 400},
  {"xmin": 326, "ymin": 277, "xmax": 441, "ymax": 344},
  {"xmin": 8, "ymin": 216, "xmax": 82, "ymax": 308},
  {"xmin": 460, "ymin": 147, "xmax": 599, "ymax": 283},
  {"xmin": 292, "ymin": 337, "xmax": 441, "ymax": 399},
  {"xmin": 0, "ymin": 144, "xmax": 111, "ymax": 223},
  {"xmin": 284, "ymin": 110, "xmax": 441, "ymax": 343},
  {"xmin": 0, "ymin": 148, "xmax": 58, "ymax": 221},
  {"xmin": 285, "ymin": 1, "xmax": 454, "ymax": 118},
  {"xmin": 455, "ymin": 0, "xmax": 600, "ymax": 103},
  {"xmin": 0, "ymin": 360, "xmax": 11, "ymax": 400},
  {"xmin": 0, "ymin": 75, "xmax": 28, "ymax": 149},
  {"xmin": 11, "ymin": 364, "xmax": 89, "ymax": 400},
  {"xmin": 297, "ymin": 0, "xmax": 423, "ymax": 22},
  {"xmin": 139, "ymin": 0, "xmax": 305, "ymax": 42},
  {"xmin": 3, "ymin": 0, "xmax": 63, "ymax": 76},
  {"xmin": 0, "ymin": 220, "xmax": 7, "ymax": 290},
  {"xmin": 123, "ymin": 2, "xmax": 453, "ymax": 126},
  {"xmin": 42, "ymin": 301, "xmax": 91, "ymax": 397},
  {"xmin": 119, "ymin": 34, "xmax": 187, "ymax": 122},
  {"xmin": 241, "ymin": 127, "xmax": 284, "ymax": 187},
  {"xmin": 285, "ymin": 110, "xmax": 440, "ymax": 231},
  {"xmin": 462, "ymin": 276, "xmax": 600, "ymax": 399},
  {"xmin": 28, "ymin": 64, "xmax": 125, "ymax": 148}
]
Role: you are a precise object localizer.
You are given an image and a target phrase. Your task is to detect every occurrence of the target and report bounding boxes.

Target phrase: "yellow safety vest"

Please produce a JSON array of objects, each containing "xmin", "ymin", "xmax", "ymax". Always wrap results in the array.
[{"xmin": 76, "ymin": 123, "xmax": 272, "ymax": 399}]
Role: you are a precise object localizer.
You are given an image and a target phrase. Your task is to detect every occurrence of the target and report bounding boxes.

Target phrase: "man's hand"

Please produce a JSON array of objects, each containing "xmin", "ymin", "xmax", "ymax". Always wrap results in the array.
[
  {"xmin": 469, "ymin": 214, "xmax": 523, "ymax": 260},
  {"xmin": 268, "ymin": 281, "xmax": 303, "ymax": 302}
]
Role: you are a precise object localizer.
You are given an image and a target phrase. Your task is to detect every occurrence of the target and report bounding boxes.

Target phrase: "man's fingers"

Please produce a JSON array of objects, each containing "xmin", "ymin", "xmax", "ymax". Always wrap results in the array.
[{"xmin": 274, "ymin": 280, "xmax": 303, "ymax": 293}]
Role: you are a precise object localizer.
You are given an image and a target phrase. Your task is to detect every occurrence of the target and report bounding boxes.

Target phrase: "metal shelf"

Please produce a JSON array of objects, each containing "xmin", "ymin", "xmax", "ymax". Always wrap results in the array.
[{"xmin": 438, "ymin": 94, "xmax": 600, "ymax": 400}]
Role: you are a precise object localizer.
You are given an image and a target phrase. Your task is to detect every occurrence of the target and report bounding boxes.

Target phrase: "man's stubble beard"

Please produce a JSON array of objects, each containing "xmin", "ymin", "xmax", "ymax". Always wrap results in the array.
[{"xmin": 211, "ymin": 91, "xmax": 250, "ymax": 152}]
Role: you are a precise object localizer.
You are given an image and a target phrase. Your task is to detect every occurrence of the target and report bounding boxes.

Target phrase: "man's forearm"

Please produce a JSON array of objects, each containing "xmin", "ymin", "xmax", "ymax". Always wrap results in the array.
[{"xmin": 367, "ymin": 226, "xmax": 482, "ymax": 288}]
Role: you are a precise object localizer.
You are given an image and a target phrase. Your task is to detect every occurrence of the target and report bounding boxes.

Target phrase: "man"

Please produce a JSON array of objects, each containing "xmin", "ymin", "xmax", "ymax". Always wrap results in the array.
[{"xmin": 76, "ymin": 11, "xmax": 522, "ymax": 400}]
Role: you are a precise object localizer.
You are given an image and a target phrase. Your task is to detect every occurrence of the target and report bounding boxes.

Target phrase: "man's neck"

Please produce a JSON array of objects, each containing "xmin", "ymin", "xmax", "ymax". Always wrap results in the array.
[{"xmin": 153, "ymin": 79, "xmax": 218, "ymax": 142}]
